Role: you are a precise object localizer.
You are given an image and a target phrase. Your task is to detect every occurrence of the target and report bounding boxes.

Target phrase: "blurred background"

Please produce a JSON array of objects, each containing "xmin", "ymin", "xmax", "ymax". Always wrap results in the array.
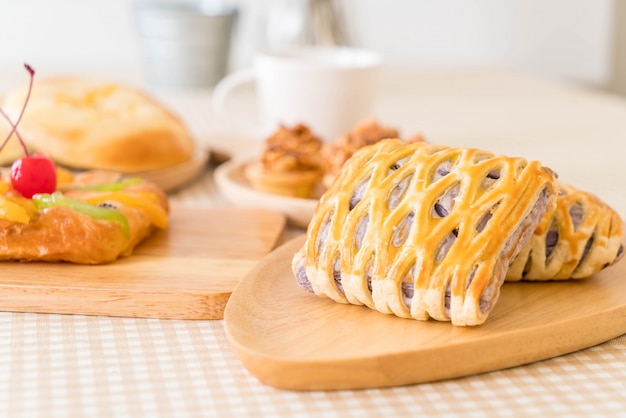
[{"xmin": 0, "ymin": 0, "xmax": 624, "ymax": 95}]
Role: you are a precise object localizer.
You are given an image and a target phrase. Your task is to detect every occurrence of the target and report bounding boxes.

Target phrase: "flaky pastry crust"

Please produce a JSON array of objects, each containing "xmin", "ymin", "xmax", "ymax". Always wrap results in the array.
[{"xmin": 292, "ymin": 139, "xmax": 558, "ymax": 326}]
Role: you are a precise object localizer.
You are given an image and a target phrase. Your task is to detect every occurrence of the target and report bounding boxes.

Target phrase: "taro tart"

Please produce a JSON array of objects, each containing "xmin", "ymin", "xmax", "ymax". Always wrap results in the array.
[
  {"xmin": 507, "ymin": 183, "xmax": 624, "ymax": 281},
  {"xmin": 292, "ymin": 138, "xmax": 559, "ymax": 326}
]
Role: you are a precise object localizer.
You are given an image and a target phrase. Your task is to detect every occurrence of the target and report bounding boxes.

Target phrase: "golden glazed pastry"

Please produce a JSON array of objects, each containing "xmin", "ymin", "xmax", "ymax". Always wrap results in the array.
[
  {"xmin": 507, "ymin": 183, "xmax": 624, "ymax": 281},
  {"xmin": 292, "ymin": 139, "xmax": 559, "ymax": 326},
  {"xmin": 245, "ymin": 124, "xmax": 323, "ymax": 198},
  {"xmin": 1, "ymin": 77, "xmax": 195, "ymax": 173},
  {"xmin": 0, "ymin": 169, "xmax": 169, "ymax": 264}
]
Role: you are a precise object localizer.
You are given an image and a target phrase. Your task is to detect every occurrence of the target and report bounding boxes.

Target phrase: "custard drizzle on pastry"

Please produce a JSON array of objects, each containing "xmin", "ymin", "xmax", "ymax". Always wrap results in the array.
[{"xmin": 293, "ymin": 139, "xmax": 559, "ymax": 326}]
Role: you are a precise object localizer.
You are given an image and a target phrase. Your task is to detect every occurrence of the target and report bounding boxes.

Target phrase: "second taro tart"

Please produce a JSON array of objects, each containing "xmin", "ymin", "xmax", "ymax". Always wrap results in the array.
[
  {"xmin": 244, "ymin": 124, "xmax": 323, "ymax": 198},
  {"xmin": 507, "ymin": 183, "xmax": 624, "ymax": 281},
  {"xmin": 292, "ymin": 138, "xmax": 558, "ymax": 326}
]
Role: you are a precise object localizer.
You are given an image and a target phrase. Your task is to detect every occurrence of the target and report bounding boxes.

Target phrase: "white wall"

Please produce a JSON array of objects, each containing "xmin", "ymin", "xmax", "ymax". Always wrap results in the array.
[
  {"xmin": 341, "ymin": 0, "xmax": 614, "ymax": 86},
  {"xmin": 0, "ymin": 0, "xmax": 615, "ymax": 87},
  {"xmin": 0, "ymin": 1, "xmax": 140, "ymax": 73}
]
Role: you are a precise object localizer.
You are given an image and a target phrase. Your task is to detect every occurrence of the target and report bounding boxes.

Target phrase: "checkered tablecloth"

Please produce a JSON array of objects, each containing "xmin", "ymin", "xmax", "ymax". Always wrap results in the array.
[
  {"xmin": 0, "ymin": 170, "xmax": 624, "ymax": 418},
  {"xmin": 1, "ymin": 310, "xmax": 625, "ymax": 417}
]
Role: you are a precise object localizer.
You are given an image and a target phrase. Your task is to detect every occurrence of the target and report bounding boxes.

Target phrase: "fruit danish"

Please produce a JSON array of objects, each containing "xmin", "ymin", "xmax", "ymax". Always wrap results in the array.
[
  {"xmin": 292, "ymin": 138, "xmax": 558, "ymax": 326},
  {"xmin": 0, "ymin": 168, "xmax": 169, "ymax": 264},
  {"xmin": 507, "ymin": 183, "xmax": 624, "ymax": 281}
]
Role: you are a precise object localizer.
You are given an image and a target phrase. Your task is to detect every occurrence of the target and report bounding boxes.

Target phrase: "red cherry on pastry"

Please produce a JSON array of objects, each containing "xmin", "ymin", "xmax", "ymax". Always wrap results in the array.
[
  {"xmin": 0, "ymin": 63, "xmax": 58, "ymax": 198},
  {"xmin": 10, "ymin": 153, "xmax": 57, "ymax": 198}
]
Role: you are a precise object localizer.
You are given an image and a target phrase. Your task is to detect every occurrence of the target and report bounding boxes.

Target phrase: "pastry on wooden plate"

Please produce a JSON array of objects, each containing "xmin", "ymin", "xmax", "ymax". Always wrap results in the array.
[
  {"xmin": 244, "ymin": 124, "xmax": 323, "ymax": 198},
  {"xmin": 507, "ymin": 183, "xmax": 624, "ymax": 281},
  {"xmin": 321, "ymin": 118, "xmax": 424, "ymax": 188},
  {"xmin": 1, "ymin": 75, "xmax": 196, "ymax": 173},
  {"xmin": 292, "ymin": 138, "xmax": 559, "ymax": 326}
]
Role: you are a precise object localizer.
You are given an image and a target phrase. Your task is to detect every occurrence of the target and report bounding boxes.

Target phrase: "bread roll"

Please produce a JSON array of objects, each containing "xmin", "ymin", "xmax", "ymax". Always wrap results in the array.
[{"xmin": 1, "ymin": 77, "xmax": 195, "ymax": 173}]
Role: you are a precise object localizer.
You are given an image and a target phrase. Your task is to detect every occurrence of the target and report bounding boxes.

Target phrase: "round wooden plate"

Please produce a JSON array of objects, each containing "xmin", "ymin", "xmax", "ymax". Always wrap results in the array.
[
  {"xmin": 224, "ymin": 234, "xmax": 626, "ymax": 391},
  {"xmin": 214, "ymin": 159, "xmax": 318, "ymax": 228}
]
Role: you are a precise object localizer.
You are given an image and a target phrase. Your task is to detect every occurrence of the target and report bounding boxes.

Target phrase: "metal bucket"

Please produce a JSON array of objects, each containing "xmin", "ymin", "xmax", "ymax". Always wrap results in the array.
[{"xmin": 134, "ymin": 0, "xmax": 238, "ymax": 88}]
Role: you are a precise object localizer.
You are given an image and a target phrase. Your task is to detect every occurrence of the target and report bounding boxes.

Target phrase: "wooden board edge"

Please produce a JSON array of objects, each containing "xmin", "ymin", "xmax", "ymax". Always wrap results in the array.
[
  {"xmin": 225, "ymin": 307, "xmax": 626, "ymax": 391},
  {"xmin": 0, "ymin": 286, "xmax": 232, "ymax": 320}
]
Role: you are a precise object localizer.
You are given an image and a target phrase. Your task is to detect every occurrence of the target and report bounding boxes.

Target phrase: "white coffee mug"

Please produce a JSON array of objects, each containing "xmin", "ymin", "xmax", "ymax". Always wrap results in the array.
[{"xmin": 211, "ymin": 46, "xmax": 382, "ymax": 142}]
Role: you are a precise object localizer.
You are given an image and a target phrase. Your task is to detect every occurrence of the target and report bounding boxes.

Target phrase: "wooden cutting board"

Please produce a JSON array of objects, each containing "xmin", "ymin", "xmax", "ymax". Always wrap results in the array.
[
  {"xmin": 0, "ymin": 205, "xmax": 285, "ymax": 320},
  {"xmin": 224, "ymin": 234, "xmax": 626, "ymax": 391}
]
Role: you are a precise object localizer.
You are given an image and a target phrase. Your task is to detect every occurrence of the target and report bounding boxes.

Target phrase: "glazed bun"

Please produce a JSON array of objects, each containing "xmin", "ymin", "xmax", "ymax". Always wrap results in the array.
[{"xmin": 1, "ymin": 76, "xmax": 195, "ymax": 173}]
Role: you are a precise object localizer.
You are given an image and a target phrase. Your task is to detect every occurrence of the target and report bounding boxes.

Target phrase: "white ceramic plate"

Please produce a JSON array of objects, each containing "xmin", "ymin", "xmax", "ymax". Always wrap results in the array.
[
  {"xmin": 137, "ymin": 147, "xmax": 209, "ymax": 192},
  {"xmin": 214, "ymin": 159, "xmax": 318, "ymax": 229}
]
